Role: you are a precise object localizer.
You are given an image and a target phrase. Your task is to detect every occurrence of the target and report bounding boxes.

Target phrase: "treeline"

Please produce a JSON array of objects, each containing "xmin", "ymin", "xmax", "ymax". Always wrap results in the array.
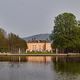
[
  {"xmin": 0, "ymin": 28, "xmax": 27, "ymax": 53},
  {"xmin": 50, "ymin": 12, "xmax": 80, "ymax": 53}
]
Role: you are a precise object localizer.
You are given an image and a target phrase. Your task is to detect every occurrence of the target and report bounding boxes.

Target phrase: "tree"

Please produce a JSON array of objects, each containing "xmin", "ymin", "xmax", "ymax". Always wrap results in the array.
[
  {"xmin": 50, "ymin": 12, "xmax": 80, "ymax": 53},
  {"xmin": 8, "ymin": 33, "xmax": 27, "ymax": 53},
  {"xmin": 0, "ymin": 28, "xmax": 9, "ymax": 52},
  {"xmin": 0, "ymin": 28, "xmax": 27, "ymax": 53}
]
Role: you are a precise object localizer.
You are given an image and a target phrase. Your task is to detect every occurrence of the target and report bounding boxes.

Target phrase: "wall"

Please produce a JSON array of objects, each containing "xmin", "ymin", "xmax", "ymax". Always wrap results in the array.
[{"xmin": 27, "ymin": 42, "xmax": 52, "ymax": 52}]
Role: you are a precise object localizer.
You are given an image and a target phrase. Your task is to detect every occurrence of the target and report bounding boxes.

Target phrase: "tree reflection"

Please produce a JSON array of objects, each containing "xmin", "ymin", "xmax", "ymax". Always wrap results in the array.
[
  {"xmin": 9, "ymin": 62, "xmax": 21, "ymax": 68},
  {"xmin": 53, "ymin": 61, "xmax": 80, "ymax": 74}
]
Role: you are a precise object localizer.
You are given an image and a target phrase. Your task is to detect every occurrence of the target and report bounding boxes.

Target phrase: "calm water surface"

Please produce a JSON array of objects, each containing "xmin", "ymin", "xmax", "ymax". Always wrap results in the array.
[{"xmin": 0, "ymin": 61, "xmax": 80, "ymax": 80}]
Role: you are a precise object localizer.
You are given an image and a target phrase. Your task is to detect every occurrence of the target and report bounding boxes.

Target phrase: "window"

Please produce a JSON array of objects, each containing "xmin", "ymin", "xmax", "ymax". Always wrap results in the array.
[{"xmin": 32, "ymin": 45, "xmax": 36, "ymax": 51}]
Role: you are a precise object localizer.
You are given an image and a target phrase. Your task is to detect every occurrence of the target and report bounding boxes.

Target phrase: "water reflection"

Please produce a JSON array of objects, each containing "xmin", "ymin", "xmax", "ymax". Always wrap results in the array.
[
  {"xmin": 53, "ymin": 61, "xmax": 80, "ymax": 80},
  {"xmin": 0, "ymin": 62, "xmax": 55, "ymax": 80},
  {"xmin": 0, "ymin": 58, "xmax": 80, "ymax": 80},
  {"xmin": 9, "ymin": 62, "xmax": 21, "ymax": 68}
]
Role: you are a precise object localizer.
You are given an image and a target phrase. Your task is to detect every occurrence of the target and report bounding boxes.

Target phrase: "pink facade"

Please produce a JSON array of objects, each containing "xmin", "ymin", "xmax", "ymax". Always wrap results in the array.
[{"xmin": 27, "ymin": 41, "xmax": 52, "ymax": 52}]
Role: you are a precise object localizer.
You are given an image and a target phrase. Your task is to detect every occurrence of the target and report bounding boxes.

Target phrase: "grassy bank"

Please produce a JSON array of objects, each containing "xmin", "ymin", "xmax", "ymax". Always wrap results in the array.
[{"xmin": 25, "ymin": 51, "xmax": 53, "ymax": 54}]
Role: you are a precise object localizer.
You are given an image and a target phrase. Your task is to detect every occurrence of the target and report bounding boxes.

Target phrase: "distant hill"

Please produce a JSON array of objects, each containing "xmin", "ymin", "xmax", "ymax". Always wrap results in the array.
[{"xmin": 23, "ymin": 33, "xmax": 51, "ymax": 41}]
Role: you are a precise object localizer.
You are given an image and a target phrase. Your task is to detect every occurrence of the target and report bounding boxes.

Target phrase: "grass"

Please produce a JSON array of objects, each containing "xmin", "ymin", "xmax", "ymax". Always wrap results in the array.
[{"xmin": 25, "ymin": 51, "xmax": 53, "ymax": 54}]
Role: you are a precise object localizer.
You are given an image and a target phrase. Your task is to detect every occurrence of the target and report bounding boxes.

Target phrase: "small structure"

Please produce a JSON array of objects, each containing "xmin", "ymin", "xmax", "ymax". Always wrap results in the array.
[{"xmin": 26, "ymin": 40, "xmax": 52, "ymax": 52}]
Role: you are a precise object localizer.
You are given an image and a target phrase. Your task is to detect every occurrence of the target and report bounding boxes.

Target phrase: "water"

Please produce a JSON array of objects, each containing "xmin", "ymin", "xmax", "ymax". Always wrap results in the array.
[{"xmin": 0, "ymin": 61, "xmax": 80, "ymax": 80}]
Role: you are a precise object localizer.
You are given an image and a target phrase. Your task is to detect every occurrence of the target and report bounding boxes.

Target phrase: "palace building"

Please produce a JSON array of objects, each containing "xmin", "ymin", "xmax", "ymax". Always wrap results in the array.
[
  {"xmin": 24, "ymin": 34, "xmax": 52, "ymax": 52},
  {"xmin": 27, "ymin": 40, "xmax": 52, "ymax": 52}
]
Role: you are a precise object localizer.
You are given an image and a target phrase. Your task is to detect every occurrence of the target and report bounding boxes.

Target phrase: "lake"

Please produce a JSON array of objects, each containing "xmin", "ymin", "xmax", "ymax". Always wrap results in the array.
[{"xmin": 0, "ymin": 60, "xmax": 80, "ymax": 80}]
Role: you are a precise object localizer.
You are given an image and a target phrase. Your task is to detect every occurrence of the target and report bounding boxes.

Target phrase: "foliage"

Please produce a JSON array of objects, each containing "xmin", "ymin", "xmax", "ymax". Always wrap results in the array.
[
  {"xmin": 8, "ymin": 33, "xmax": 27, "ymax": 53},
  {"xmin": 26, "ymin": 51, "xmax": 52, "ymax": 54},
  {"xmin": 50, "ymin": 12, "xmax": 80, "ymax": 53},
  {"xmin": 0, "ymin": 28, "xmax": 27, "ymax": 53},
  {"xmin": 0, "ymin": 28, "xmax": 8, "ymax": 52}
]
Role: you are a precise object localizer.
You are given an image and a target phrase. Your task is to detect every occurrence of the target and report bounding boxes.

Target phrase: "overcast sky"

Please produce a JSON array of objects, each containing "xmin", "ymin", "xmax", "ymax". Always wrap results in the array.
[{"xmin": 0, "ymin": 0, "xmax": 80, "ymax": 37}]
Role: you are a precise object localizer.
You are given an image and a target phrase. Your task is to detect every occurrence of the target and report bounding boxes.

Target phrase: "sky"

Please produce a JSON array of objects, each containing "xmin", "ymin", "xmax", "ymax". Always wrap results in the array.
[{"xmin": 0, "ymin": 0, "xmax": 80, "ymax": 37}]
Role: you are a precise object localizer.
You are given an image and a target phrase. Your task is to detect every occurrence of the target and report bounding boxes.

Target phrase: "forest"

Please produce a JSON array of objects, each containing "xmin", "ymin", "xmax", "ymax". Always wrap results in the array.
[{"xmin": 0, "ymin": 28, "xmax": 27, "ymax": 53}]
